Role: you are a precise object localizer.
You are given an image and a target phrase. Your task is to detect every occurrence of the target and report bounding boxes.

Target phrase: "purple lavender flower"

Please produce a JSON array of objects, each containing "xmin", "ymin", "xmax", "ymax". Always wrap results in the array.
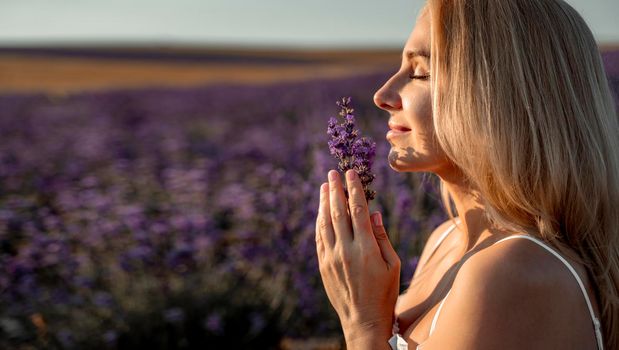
[
  {"xmin": 327, "ymin": 96, "xmax": 377, "ymax": 201},
  {"xmin": 0, "ymin": 69, "xmax": 459, "ymax": 345},
  {"xmin": 103, "ymin": 330, "xmax": 118, "ymax": 345},
  {"xmin": 204, "ymin": 312, "xmax": 224, "ymax": 334},
  {"xmin": 163, "ymin": 307, "xmax": 185, "ymax": 324}
]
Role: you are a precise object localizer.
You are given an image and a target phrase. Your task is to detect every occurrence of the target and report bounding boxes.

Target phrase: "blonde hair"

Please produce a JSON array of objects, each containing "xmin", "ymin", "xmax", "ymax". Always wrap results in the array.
[{"xmin": 426, "ymin": 0, "xmax": 619, "ymax": 347}]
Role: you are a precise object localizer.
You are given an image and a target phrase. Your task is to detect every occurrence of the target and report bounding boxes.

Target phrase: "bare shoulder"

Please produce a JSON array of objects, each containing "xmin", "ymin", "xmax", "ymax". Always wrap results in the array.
[
  {"xmin": 457, "ymin": 236, "xmax": 571, "ymax": 304},
  {"xmin": 464, "ymin": 235, "xmax": 580, "ymax": 290},
  {"xmin": 420, "ymin": 236, "xmax": 578, "ymax": 349}
]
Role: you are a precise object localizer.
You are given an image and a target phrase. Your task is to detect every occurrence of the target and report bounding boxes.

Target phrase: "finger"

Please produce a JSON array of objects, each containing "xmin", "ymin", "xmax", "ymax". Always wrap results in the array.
[
  {"xmin": 371, "ymin": 212, "xmax": 401, "ymax": 270},
  {"xmin": 315, "ymin": 223, "xmax": 325, "ymax": 261},
  {"xmin": 328, "ymin": 170, "xmax": 353, "ymax": 244},
  {"xmin": 316, "ymin": 182, "xmax": 335, "ymax": 250},
  {"xmin": 345, "ymin": 169, "xmax": 374, "ymax": 246}
]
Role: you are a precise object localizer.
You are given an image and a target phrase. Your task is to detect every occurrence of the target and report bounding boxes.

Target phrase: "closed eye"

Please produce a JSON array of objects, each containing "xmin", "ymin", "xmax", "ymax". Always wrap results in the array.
[{"xmin": 409, "ymin": 74, "xmax": 430, "ymax": 81}]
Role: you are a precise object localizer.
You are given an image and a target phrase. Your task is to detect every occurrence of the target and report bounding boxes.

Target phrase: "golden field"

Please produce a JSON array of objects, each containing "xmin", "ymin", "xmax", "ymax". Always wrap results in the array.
[
  {"xmin": 0, "ymin": 44, "xmax": 616, "ymax": 95},
  {"xmin": 0, "ymin": 46, "xmax": 402, "ymax": 94}
]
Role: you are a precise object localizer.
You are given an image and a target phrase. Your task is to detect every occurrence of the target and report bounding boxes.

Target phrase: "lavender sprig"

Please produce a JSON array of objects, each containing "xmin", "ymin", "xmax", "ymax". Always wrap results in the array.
[{"xmin": 327, "ymin": 96, "xmax": 377, "ymax": 202}]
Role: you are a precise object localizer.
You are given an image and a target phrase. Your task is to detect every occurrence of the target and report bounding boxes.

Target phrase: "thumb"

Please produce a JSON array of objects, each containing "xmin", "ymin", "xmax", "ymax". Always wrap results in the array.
[{"xmin": 370, "ymin": 212, "xmax": 400, "ymax": 270}]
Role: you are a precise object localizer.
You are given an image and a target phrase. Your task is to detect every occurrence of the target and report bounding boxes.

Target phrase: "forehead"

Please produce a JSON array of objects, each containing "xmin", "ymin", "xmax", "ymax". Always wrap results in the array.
[{"xmin": 403, "ymin": 9, "xmax": 431, "ymax": 59}]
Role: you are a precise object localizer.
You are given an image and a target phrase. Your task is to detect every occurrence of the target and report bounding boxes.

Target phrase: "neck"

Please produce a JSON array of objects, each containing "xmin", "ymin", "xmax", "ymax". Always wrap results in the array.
[{"xmin": 438, "ymin": 169, "xmax": 494, "ymax": 256}]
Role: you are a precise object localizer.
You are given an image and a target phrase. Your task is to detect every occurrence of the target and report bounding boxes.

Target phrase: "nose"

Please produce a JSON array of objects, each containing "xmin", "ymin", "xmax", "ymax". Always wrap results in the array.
[{"xmin": 373, "ymin": 75, "xmax": 403, "ymax": 112}]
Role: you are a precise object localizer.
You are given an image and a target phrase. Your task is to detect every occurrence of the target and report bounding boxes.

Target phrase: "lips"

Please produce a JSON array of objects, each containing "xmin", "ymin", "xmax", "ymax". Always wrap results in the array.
[
  {"xmin": 388, "ymin": 121, "xmax": 412, "ymax": 132},
  {"xmin": 386, "ymin": 121, "xmax": 411, "ymax": 142}
]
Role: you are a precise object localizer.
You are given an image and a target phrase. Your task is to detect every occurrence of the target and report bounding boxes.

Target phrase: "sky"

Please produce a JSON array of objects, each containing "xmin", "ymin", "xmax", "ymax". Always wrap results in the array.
[{"xmin": 0, "ymin": 0, "xmax": 618, "ymax": 48}]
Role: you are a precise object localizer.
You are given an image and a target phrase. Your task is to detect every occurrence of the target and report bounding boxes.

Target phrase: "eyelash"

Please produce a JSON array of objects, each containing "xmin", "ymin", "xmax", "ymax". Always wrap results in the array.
[{"xmin": 409, "ymin": 74, "xmax": 430, "ymax": 81}]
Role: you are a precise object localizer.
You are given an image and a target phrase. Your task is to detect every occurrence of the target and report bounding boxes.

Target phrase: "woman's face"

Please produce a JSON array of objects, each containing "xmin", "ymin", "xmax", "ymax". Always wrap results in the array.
[{"xmin": 373, "ymin": 10, "xmax": 455, "ymax": 176}]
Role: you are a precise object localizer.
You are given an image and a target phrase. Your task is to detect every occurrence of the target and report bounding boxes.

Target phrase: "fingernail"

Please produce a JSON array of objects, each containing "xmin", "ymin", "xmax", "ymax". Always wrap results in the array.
[
  {"xmin": 347, "ymin": 170, "xmax": 355, "ymax": 181},
  {"xmin": 373, "ymin": 212, "xmax": 383, "ymax": 226},
  {"xmin": 328, "ymin": 170, "xmax": 337, "ymax": 182}
]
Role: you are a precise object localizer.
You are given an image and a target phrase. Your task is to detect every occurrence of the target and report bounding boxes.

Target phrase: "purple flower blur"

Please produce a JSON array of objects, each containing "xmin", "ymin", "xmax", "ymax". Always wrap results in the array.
[{"xmin": 327, "ymin": 96, "xmax": 377, "ymax": 201}]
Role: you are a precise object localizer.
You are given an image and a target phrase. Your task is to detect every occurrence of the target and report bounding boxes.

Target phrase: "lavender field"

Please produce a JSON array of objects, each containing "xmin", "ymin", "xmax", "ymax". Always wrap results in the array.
[{"xmin": 0, "ymin": 51, "xmax": 617, "ymax": 349}]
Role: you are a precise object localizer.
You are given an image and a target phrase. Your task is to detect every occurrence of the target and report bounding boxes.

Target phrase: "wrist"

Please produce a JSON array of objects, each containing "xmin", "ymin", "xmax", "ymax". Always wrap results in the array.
[{"xmin": 342, "ymin": 317, "xmax": 393, "ymax": 350}]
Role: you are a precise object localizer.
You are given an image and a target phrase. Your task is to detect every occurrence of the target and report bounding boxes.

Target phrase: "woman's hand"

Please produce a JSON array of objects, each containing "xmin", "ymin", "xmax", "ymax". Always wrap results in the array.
[{"xmin": 315, "ymin": 169, "xmax": 401, "ymax": 347}]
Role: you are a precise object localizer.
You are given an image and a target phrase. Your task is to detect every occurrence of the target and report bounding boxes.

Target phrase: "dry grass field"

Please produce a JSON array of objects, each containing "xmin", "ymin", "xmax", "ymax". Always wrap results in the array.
[
  {"xmin": 0, "ymin": 46, "xmax": 402, "ymax": 95},
  {"xmin": 1, "ymin": 44, "xmax": 617, "ymax": 95}
]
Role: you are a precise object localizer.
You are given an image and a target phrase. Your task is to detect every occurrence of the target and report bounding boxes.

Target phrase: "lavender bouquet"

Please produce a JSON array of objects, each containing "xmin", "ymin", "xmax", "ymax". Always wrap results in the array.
[{"xmin": 327, "ymin": 96, "xmax": 377, "ymax": 202}]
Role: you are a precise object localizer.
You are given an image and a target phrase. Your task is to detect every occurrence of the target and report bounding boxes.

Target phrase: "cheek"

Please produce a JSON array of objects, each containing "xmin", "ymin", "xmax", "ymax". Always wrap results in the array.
[{"xmin": 407, "ymin": 89, "xmax": 434, "ymax": 134}]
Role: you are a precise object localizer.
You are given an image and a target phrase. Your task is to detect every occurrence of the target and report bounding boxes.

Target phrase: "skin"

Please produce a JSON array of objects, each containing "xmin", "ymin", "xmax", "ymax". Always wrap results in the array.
[{"xmin": 316, "ymin": 6, "xmax": 602, "ymax": 350}]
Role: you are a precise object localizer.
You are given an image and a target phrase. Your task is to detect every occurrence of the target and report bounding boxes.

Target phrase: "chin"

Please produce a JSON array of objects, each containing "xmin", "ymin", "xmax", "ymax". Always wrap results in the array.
[
  {"xmin": 387, "ymin": 151, "xmax": 446, "ymax": 174},
  {"xmin": 388, "ymin": 156, "xmax": 422, "ymax": 173},
  {"xmin": 387, "ymin": 149, "xmax": 406, "ymax": 171},
  {"xmin": 388, "ymin": 148, "xmax": 422, "ymax": 172},
  {"xmin": 388, "ymin": 144, "xmax": 456, "ymax": 173}
]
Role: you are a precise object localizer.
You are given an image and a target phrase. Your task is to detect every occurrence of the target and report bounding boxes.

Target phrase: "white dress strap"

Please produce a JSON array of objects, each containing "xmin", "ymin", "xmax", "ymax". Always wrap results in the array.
[
  {"xmin": 429, "ymin": 289, "xmax": 451, "ymax": 335},
  {"xmin": 429, "ymin": 218, "xmax": 461, "ymax": 257},
  {"xmin": 417, "ymin": 219, "xmax": 461, "ymax": 337},
  {"xmin": 390, "ymin": 218, "xmax": 461, "ymax": 350},
  {"xmin": 416, "ymin": 292, "xmax": 451, "ymax": 349}
]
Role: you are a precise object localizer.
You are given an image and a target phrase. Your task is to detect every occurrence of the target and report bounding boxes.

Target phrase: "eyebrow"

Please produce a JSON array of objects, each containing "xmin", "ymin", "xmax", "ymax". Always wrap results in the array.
[{"xmin": 404, "ymin": 49, "xmax": 431, "ymax": 61}]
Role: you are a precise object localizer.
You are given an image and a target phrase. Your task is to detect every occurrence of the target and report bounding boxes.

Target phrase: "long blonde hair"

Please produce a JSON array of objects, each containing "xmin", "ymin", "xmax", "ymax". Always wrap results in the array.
[{"xmin": 426, "ymin": 0, "xmax": 619, "ymax": 347}]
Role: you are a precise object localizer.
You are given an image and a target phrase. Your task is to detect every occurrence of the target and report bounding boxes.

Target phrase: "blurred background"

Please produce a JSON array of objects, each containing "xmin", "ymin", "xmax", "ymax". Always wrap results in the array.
[{"xmin": 0, "ymin": 1, "xmax": 617, "ymax": 349}]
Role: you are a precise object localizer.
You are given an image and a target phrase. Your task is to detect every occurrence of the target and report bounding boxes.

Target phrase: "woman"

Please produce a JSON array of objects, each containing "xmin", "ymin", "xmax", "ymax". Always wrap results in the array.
[{"xmin": 315, "ymin": 0, "xmax": 619, "ymax": 349}]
